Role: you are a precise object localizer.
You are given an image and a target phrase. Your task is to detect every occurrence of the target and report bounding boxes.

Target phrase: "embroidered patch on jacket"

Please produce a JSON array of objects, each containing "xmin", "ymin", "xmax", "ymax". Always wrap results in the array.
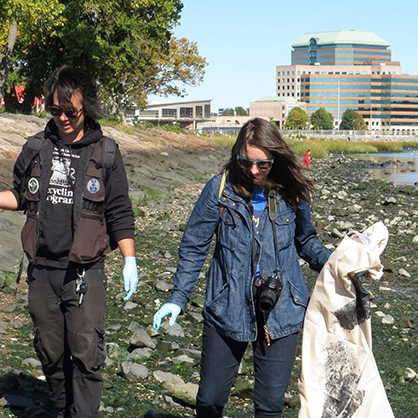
[
  {"xmin": 28, "ymin": 178, "xmax": 39, "ymax": 194},
  {"xmin": 86, "ymin": 178, "xmax": 100, "ymax": 194}
]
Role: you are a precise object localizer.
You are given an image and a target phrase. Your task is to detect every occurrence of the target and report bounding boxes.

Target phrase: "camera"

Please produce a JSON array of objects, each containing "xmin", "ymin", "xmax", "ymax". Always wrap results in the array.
[{"xmin": 254, "ymin": 274, "xmax": 282, "ymax": 314}]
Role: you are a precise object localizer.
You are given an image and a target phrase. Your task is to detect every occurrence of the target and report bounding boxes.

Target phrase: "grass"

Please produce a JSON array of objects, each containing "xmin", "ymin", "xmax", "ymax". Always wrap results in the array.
[
  {"xmin": 286, "ymin": 138, "xmax": 418, "ymax": 158},
  {"xmin": 1, "ymin": 127, "xmax": 418, "ymax": 417}
]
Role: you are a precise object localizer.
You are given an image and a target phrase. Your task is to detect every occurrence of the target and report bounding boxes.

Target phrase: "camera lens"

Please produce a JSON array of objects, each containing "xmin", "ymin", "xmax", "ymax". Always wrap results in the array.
[
  {"xmin": 258, "ymin": 294, "xmax": 276, "ymax": 314},
  {"xmin": 255, "ymin": 276, "xmax": 282, "ymax": 314}
]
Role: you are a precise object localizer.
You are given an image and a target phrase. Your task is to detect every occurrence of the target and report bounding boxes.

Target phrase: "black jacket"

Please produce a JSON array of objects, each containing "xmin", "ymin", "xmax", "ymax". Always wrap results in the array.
[{"xmin": 10, "ymin": 119, "xmax": 135, "ymax": 268}]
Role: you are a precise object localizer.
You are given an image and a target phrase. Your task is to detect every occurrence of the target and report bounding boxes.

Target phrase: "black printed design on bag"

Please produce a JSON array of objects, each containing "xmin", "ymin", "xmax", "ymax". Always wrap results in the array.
[{"xmin": 322, "ymin": 341, "xmax": 365, "ymax": 418}]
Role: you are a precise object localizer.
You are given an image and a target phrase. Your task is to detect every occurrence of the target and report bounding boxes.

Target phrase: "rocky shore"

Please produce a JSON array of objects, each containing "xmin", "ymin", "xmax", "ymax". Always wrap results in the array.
[{"xmin": 0, "ymin": 114, "xmax": 417, "ymax": 417}]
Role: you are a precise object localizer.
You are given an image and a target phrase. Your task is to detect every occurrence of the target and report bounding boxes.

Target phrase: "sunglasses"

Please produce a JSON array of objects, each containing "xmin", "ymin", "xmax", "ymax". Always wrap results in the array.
[
  {"xmin": 237, "ymin": 155, "xmax": 274, "ymax": 171},
  {"xmin": 48, "ymin": 105, "xmax": 83, "ymax": 119}
]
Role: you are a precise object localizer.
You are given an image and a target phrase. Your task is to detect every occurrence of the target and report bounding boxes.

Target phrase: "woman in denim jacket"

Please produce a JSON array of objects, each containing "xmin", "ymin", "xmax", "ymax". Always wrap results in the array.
[{"xmin": 154, "ymin": 117, "xmax": 331, "ymax": 418}]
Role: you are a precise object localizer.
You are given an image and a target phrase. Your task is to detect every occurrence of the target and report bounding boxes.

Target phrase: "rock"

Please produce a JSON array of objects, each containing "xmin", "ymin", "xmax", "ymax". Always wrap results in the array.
[
  {"xmin": 120, "ymin": 361, "xmax": 149, "ymax": 381},
  {"xmin": 404, "ymin": 367, "xmax": 418, "ymax": 382},
  {"xmin": 0, "ymin": 211, "xmax": 25, "ymax": 289},
  {"xmin": 155, "ymin": 279, "xmax": 173, "ymax": 292},
  {"xmin": 160, "ymin": 322, "xmax": 185, "ymax": 337},
  {"xmin": 127, "ymin": 347, "xmax": 153, "ymax": 361},
  {"xmin": 156, "ymin": 340, "xmax": 180, "ymax": 353},
  {"xmin": 105, "ymin": 324, "xmax": 122, "ymax": 334},
  {"xmin": 176, "ymin": 348, "xmax": 201, "ymax": 361},
  {"xmin": 124, "ymin": 301, "xmax": 139, "ymax": 310},
  {"xmin": 129, "ymin": 327, "xmax": 156, "ymax": 350},
  {"xmin": 231, "ymin": 376, "xmax": 253, "ymax": 399},
  {"xmin": 398, "ymin": 316, "xmax": 414, "ymax": 328},
  {"xmin": 382, "ymin": 196, "xmax": 397, "ymax": 205},
  {"xmin": 22, "ymin": 357, "xmax": 42, "ymax": 368},
  {"xmin": 350, "ymin": 204, "xmax": 363, "ymax": 212},
  {"xmin": 381, "ymin": 314, "xmax": 395, "ymax": 325},
  {"xmin": 163, "ymin": 381, "xmax": 198, "ymax": 407},
  {"xmin": 172, "ymin": 354, "xmax": 197, "ymax": 366},
  {"xmin": 398, "ymin": 268, "xmax": 411, "ymax": 278},
  {"xmin": 106, "ymin": 342, "xmax": 121, "ymax": 359},
  {"xmin": 153, "ymin": 371, "xmax": 184, "ymax": 385},
  {"xmin": 185, "ymin": 310, "xmax": 204, "ymax": 323}
]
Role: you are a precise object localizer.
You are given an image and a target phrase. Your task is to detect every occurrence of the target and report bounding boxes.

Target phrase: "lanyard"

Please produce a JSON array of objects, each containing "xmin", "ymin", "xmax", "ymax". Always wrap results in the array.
[{"xmin": 250, "ymin": 190, "xmax": 280, "ymax": 277}]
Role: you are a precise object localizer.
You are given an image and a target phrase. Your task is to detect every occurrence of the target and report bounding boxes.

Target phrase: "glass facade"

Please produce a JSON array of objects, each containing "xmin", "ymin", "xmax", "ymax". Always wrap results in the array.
[{"xmin": 299, "ymin": 74, "xmax": 418, "ymax": 127}]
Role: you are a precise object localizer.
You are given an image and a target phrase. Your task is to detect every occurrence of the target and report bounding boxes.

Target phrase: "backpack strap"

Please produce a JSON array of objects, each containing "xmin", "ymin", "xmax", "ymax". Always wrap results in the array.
[
  {"xmin": 218, "ymin": 171, "xmax": 226, "ymax": 216},
  {"xmin": 15, "ymin": 132, "xmax": 47, "ymax": 177},
  {"xmin": 96, "ymin": 136, "xmax": 116, "ymax": 183}
]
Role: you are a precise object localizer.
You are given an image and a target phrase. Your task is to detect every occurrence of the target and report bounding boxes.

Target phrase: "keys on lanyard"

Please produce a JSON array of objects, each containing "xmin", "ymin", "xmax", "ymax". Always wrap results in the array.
[{"xmin": 75, "ymin": 268, "xmax": 88, "ymax": 306}]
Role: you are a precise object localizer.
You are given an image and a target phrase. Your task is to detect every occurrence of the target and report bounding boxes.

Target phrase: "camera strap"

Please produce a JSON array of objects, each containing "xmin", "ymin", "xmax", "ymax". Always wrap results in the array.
[
  {"xmin": 251, "ymin": 189, "xmax": 281, "ymax": 347},
  {"xmin": 268, "ymin": 189, "xmax": 280, "ymax": 275}
]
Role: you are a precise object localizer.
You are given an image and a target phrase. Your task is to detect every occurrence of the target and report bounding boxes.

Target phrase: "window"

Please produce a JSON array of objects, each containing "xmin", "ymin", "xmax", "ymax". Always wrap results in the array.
[
  {"xmin": 308, "ymin": 38, "xmax": 318, "ymax": 65},
  {"xmin": 162, "ymin": 108, "xmax": 177, "ymax": 118},
  {"xmin": 204, "ymin": 104, "xmax": 210, "ymax": 118},
  {"xmin": 195, "ymin": 106, "xmax": 203, "ymax": 118},
  {"xmin": 180, "ymin": 107, "xmax": 193, "ymax": 118}
]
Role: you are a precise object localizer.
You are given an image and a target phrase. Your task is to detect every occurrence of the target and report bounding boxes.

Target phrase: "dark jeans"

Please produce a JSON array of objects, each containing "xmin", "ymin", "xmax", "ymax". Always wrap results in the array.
[
  {"xmin": 27, "ymin": 265, "xmax": 107, "ymax": 418},
  {"xmin": 196, "ymin": 323, "xmax": 299, "ymax": 418}
]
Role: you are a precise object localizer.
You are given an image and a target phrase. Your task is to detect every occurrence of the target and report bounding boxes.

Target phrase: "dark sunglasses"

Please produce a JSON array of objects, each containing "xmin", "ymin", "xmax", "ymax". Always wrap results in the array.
[
  {"xmin": 237, "ymin": 154, "xmax": 274, "ymax": 171},
  {"xmin": 48, "ymin": 105, "xmax": 83, "ymax": 119}
]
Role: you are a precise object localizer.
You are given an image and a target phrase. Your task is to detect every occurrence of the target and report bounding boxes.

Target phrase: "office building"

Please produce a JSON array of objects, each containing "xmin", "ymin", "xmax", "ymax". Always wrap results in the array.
[
  {"xmin": 127, "ymin": 99, "xmax": 212, "ymax": 129},
  {"xmin": 252, "ymin": 30, "xmax": 418, "ymax": 132}
]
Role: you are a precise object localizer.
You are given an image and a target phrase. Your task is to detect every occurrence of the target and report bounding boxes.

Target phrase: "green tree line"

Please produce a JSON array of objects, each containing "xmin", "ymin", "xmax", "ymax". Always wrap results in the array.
[
  {"xmin": 284, "ymin": 106, "xmax": 367, "ymax": 131},
  {"xmin": 0, "ymin": 0, "xmax": 208, "ymax": 119}
]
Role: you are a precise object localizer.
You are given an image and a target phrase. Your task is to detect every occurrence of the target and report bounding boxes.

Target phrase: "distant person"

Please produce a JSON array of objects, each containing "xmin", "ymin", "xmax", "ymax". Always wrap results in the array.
[
  {"xmin": 304, "ymin": 149, "xmax": 311, "ymax": 166},
  {"xmin": 153, "ymin": 118, "xmax": 331, "ymax": 418},
  {"xmin": 0, "ymin": 66, "xmax": 138, "ymax": 418}
]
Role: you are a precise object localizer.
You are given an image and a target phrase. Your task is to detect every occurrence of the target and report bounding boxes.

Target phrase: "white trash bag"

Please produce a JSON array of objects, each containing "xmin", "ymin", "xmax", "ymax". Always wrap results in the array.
[{"xmin": 298, "ymin": 221, "xmax": 394, "ymax": 418}]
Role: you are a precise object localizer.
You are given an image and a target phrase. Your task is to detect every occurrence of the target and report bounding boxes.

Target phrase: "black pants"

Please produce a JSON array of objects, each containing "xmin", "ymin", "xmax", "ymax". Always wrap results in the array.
[
  {"xmin": 196, "ymin": 323, "xmax": 299, "ymax": 418},
  {"xmin": 27, "ymin": 265, "xmax": 107, "ymax": 418}
]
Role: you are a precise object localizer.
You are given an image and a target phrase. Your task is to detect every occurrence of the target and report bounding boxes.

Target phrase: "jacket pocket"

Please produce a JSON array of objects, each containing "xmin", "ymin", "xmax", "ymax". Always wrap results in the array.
[
  {"xmin": 217, "ymin": 209, "xmax": 240, "ymax": 251},
  {"xmin": 69, "ymin": 210, "xmax": 109, "ymax": 264},
  {"xmin": 205, "ymin": 282, "xmax": 229, "ymax": 316},
  {"xmin": 21, "ymin": 211, "xmax": 37, "ymax": 263},
  {"xmin": 288, "ymin": 279, "xmax": 309, "ymax": 308},
  {"xmin": 274, "ymin": 205, "xmax": 296, "ymax": 250},
  {"xmin": 33, "ymin": 327, "xmax": 49, "ymax": 365},
  {"xmin": 92, "ymin": 327, "xmax": 107, "ymax": 370}
]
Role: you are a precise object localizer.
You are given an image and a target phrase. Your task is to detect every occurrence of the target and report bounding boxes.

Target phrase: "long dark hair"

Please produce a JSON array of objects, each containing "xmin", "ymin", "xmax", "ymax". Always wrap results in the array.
[
  {"xmin": 222, "ymin": 117, "xmax": 313, "ymax": 204},
  {"xmin": 43, "ymin": 66, "xmax": 105, "ymax": 129}
]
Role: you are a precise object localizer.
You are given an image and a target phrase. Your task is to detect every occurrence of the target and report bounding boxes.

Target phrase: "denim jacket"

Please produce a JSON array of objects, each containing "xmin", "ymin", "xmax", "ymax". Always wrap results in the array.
[{"xmin": 168, "ymin": 173, "xmax": 331, "ymax": 342}]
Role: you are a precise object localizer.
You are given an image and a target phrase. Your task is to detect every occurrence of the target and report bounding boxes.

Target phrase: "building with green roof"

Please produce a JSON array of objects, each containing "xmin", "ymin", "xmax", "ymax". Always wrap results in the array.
[
  {"xmin": 254, "ymin": 30, "xmax": 418, "ymax": 132},
  {"xmin": 291, "ymin": 30, "xmax": 391, "ymax": 66}
]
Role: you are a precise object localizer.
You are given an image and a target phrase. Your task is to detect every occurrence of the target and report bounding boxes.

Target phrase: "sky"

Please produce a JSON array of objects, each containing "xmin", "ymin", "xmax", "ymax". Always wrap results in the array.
[{"xmin": 148, "ymin": 0, "xmax": 418, "ymax": 113}]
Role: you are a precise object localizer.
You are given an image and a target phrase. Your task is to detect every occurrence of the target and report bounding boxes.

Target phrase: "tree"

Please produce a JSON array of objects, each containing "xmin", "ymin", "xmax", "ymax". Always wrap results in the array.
[
  {"xmin": 235, "ymin": 106, "xmax": 248, "ymax": 116},
  {"xmin": 221, "ymin": 108, "xmax": 235, "ymax": 116},
  {"xmin": 284, "ymin": 107, "xmax": 310, "ymax": 129},
  {"xmin": 310, "ymin": 107, "xmax": 334, "ymax": 130},
  {"xmin": 340, "ymin": 109, "xmax": 367, "ymax": 130},
  {"xmin": 3, "ymin": 1, "xmax": 207, "ymax": 118},
  {"xmin": 0, "ymin": 0, "xmax": 65, "ymax": 101}
]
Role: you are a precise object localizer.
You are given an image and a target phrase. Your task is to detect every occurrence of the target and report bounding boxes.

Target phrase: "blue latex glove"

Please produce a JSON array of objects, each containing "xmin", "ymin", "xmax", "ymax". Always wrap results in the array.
[
  {"xmin": 153, "ymin": 303, "xmax": 181, "ymax": 330},
  {"xmin": 123, "ymin": 256, "xmax": 138, "ymax": 301}
]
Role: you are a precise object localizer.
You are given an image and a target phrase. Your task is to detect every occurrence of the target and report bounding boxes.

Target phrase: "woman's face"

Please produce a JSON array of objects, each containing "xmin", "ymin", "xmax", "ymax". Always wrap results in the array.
[{"xmin": 241, "ymin": 144, "xmax": 274, "ymax": 181}]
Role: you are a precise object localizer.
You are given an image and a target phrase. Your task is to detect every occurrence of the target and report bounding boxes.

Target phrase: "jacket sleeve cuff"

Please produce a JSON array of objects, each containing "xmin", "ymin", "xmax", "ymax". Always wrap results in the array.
[{"xmin": 113, "ymin": 229, "xmax": 135, "ymax": 243}]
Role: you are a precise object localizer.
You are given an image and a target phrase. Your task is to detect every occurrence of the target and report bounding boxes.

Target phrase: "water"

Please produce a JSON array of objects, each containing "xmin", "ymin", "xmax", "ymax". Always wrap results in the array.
[{"xmin": 353, "ymin": 150, "xmax": 418, "ymax": 185}]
